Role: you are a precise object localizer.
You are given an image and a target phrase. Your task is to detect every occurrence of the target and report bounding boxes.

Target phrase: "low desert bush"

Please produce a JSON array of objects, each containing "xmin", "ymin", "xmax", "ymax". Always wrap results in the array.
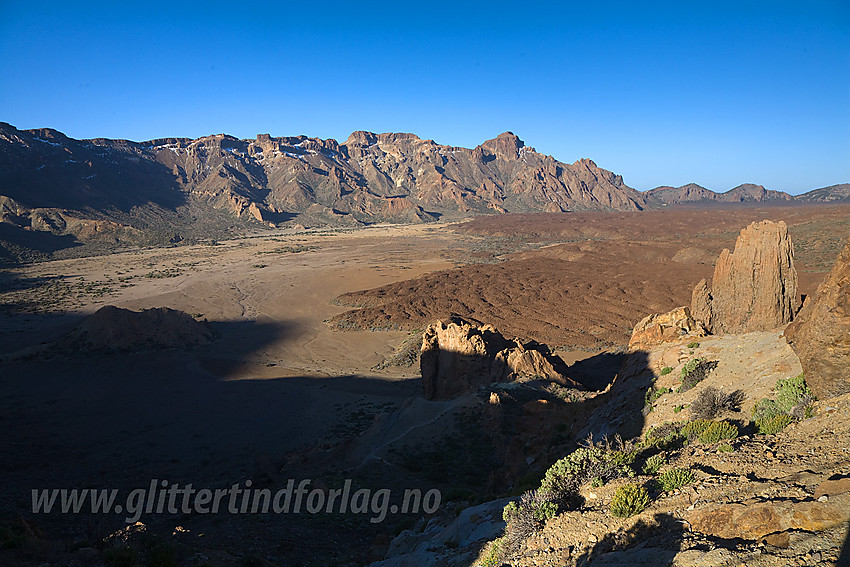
[
  {"xmin": 657, "ymin": 468, "xmax": 695, "ymax": 492},
  {"xmin": 644, "ymin": 422, "xmax": 682, "ymax": 449},
  {"xmin": 751, "ymin": 398, "xmax": 783, "ymax": 423},
  {"xmin": 679, "ymin": 419, "xmax": 712, "ymax": 439},
  {"xmin": 775, "ymin": 374, "xmax": 813, "ymax": 411},
  {"xmin": 643, "ymin": 386, "xmax": 672, "ymax": 413},
  {"xmin": 610, "ymin": 483, "xmax": 650, "ymax": 518},
  {"xmin": 477, "ymin": 536, "xmax": 504, "ymax": 567},
  {"xmin": 540, "ymin": 438, "xmax": 637, "ymax": 499},
  {"xmin": 660, "ymin": 366, "xmax": 673, "ymax": 376},
  {"xmin": 687, "ymin": 341, "xmax": 700, "ymax": 349},
  {"xmin": 697, "ymin": 420, "xmax": 738, "ymax": 444},
  {"xmin": 756, "ymin": 413, "xmax": 793, "ymax": 435},
  {"xmin": 642, "ymin": 452, "xmax": 667, "ymax": 475},
  {"xmin": 678, "ymin": 359, "xmax": 718, "ymax": 393},
  {"xmin": 752, "ymin": 374, "xmax": 815, "ymax": 434},
  {"xmin": 689, "ymin": 387, "xmax": 745, "ymax": 419},
  {"xmin": 501, "ymin": 490, "xmax": 559, "ymax": 558}
]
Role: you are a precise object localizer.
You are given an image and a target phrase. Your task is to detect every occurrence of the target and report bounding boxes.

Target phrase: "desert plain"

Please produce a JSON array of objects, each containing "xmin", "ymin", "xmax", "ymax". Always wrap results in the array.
[{"xmin": 1, "ymin": 204, "xmax": 850, "ymax": 565}]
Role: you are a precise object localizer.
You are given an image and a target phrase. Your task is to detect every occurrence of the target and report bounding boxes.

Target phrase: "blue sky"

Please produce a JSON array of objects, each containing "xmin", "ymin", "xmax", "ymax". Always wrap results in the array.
[{"xmin": 1, "ymin": 1, "xmax": 848, "ymax": 194}]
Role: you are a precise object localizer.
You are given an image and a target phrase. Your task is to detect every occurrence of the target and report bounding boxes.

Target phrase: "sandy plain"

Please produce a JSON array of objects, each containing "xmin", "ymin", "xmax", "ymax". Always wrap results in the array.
[{"xmin": 1, "ymin": 205, "xmax": 849, "ymax": 564}]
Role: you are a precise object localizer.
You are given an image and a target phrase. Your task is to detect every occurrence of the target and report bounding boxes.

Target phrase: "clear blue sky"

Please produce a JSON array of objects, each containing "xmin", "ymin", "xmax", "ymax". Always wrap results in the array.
[{"xmin": 1, "ymin": 1, "xmax": 848, "ymax": 194}]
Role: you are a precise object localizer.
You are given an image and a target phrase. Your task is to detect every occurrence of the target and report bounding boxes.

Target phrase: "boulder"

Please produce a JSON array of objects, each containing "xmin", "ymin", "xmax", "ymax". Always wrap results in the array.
[
  {"xmin": 785, "ymin": 238, "xmax": 850, "ymax": 399},
  {"xmin": 687, "ymin": 491, "xmax": 850, "ymax": 540},
  {"xmin": 628, "ymin": 306, "xmax": 708, "ymax": 349},
  {"xmin": 690, "ymin": 220, "xmax": 799, "ymax": 334},
  {"xmin": 420, "ymin": 317, "xmax": 578, "ymax": 400}
]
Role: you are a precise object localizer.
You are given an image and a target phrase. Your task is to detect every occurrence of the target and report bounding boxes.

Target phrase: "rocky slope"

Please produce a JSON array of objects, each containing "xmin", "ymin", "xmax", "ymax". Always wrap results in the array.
[
  {"xmin": 647, "ymin": 183, "xmax": 795, "ymax": 205},
  {"xmin": 797, "ymin": 184, "xmax": 850, "ymax": 203},
  {"xmin": 369, "ymin": 220, "xmax": 850, "ymax": 567}
]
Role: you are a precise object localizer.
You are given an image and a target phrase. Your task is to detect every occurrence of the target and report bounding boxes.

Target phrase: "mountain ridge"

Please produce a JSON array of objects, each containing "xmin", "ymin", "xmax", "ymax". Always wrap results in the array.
[{"xmin": 0, "ymin": 122, "xmax": 847, "ymax": 263}]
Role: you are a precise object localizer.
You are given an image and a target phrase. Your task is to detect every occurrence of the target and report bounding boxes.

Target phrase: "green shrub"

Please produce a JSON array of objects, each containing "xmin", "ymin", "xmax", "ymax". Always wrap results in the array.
[
  {"xmin": 502, "ymin": 500, "xmax": 518, "ymax": 522},
  {"xmin": 644, "ymin": 423, "xmax": 682, "ymax": 449},
  {"xmin": 642, "ymin": 453, "xmax": 666, "ymax": 475},
  {"xmin": 533, "ymin": 500, "xmax": 558, "ymax": 522},
  {"xmin": 644, "ymin": 386, "xmax": 671, "ymax": 412},
  {"xmin": 751, "ymin": 398, "xmax": 783, "ymax": 423},
  {"xmin": 501, "ymin": 490, "xmax": 560, "ymax": 558},
  {"xmin": 657, "ymin": 468, "xmax": 695, "ymax": 491},
  {"xmin": 718, "ymin": 444, "xmax": 733, "ymax": 452},
  {"xmin": 147, "ymin": 543, "xmax": 178, "ymax": 567},
  {"xmin": 756, "ymin": 413, "xmax": 793, "ymax": 435},
  {"xmin": 673, "ymin": 404, "xmax": 685, "ymax": 414},
  {"xmin": 775, "ymin": 374, "xmax": 813, "ymax": 411},
  {"xmin": 751, "ymin": 374, "xmax": 815, "ymax": 430},
  {"xmin": 679, "ymin": 419, "xmax": 712, "ymax": 439},
  {"xmin": 687, "ymin": 342, "xmax": 700, "ymax": 349},
  {"xmin": 678, "ymin": 359, "xmax": 718, "ymax": 393},
  {"xmin": 698, "ymin": 420, "xmax": 738, "ymax": 444},
  {"xmin": 539, "ymin": 445, "xmax": 634, "ymax": 500},
  {"xmin": 610, "ymin": 484, "xmax": 650, "ymax": 518},
  {"xmin": 660, "ymin": 366, "xmax": 673, "ymax": 376},
  {"xmin": 478, "ymin": 537, "xmax": 504, "ymax": 567}
]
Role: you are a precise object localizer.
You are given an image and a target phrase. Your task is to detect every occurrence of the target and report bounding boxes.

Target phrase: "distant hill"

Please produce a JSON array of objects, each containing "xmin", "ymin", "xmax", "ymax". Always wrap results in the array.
[
  {"xmin": 647, "ymin": 183, "xmax": 794, "ymax": 205},
  {"xmin": 0, "ymin": 123, "xmax": 649, "ymax": 262},
  {"xmin": 796, "ymin": 183, "xmax": 850, "ymax": 203}
]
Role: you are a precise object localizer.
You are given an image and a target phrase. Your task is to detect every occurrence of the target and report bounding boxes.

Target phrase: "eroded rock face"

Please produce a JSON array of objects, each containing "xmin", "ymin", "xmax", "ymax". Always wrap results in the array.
[
  {"xmin": 628, "ymin": 306, "xmax": 708, "ymax": 349},
  {"xmin": 420, "ymin": 318, "xmax": 578, "ymax": 400},
  {"xmin": 785, "ymin": 238, "xmax": 850, "ymax": 399},
  {"xmin": 690, "ymin": 220, "xmax": 799, "ymax": 334}
]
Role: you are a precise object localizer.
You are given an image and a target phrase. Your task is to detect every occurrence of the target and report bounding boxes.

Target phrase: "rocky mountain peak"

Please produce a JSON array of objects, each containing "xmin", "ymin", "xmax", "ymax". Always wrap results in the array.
[
  {"xmin": 345, "ymin": 130, "xmax": 378, "ymax": 146},
  {"xmin": 480, "ymin": 131, "xmax": 525, "ymax": 159}
]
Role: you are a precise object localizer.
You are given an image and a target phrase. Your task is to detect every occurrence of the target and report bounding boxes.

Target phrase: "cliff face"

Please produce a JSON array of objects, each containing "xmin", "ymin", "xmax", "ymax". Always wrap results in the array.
[
  {"xmin": 691, "ymin": 220, "xmax": 799, "ymax": 334},
  {"xmin": 0, "ymin": 123, "xmax": 648, "ymax": 240},
  {"xmin": 785, "ymin": 238, "xmax": 850, "ymax": 399}
]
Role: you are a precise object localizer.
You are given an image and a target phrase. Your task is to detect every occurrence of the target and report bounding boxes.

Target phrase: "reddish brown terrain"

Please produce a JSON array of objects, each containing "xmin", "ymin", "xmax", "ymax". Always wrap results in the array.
[
  {"xmin": 1, "ymin": 205, "xmax": 849, "ymax": 565},
  {"xmin": 332, "ymin": 205, "xmax": 850, "ymax": 351}
]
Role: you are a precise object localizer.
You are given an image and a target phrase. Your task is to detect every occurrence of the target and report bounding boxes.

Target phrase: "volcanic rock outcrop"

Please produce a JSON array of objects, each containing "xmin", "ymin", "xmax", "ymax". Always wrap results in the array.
[
  {"xmin": 690, "ymin": 220, "xmax": 799, "ymax": 334},
  {"xmin": 628, "ymin": 306, "xmax": 708, "ymax": 350},
  {"xmin": 420, "ymin": 318, "xmax": 579, "ymax": 400},
  {"xmin": 60, "ymin": 305, "xmax": 214, "ymax": 352},
  {"xmin": 785, "ymin": 237, "xmax": 850, "ymax": 399}
]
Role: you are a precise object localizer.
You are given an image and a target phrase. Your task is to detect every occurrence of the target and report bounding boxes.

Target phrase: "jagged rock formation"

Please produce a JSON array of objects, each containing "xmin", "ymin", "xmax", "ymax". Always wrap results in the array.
[
  {"xmin": 420, "ymin": 318, "xmax": 579, "ymax": 400},
  {"xmin": 59, "ymin": 305, "xmax": 214, "ymax": 352},
  {"xmin": 785, "ymin": 238, "xmax": 850, "ymax": 399},
  {"xmin": 690, "ymin": 220, "xmax": 799, "ymax": 333},
  {"xmin": 647, "ymin": 182, "xmax": 794, "ymax": 206},
  {"xmin": 627, "ymin": 306, "xmax": 708, "ymax": 349},
  {"xmin": 0, "ymin": 123, "xmax": 650, "ymax": 257}
]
